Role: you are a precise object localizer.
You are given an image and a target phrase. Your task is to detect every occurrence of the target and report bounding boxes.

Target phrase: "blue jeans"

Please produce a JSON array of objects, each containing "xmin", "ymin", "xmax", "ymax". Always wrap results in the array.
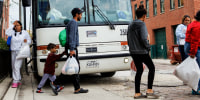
[{"xmin": 184, "ymin": 42, "xmax": 200, "ymax": 88}]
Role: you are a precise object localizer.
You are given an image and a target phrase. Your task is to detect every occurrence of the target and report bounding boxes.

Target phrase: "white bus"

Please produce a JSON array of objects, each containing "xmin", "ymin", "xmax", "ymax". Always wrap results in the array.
[{"xmin": 31, "ymin": 0, "xmax": 133, "ymax": 78}]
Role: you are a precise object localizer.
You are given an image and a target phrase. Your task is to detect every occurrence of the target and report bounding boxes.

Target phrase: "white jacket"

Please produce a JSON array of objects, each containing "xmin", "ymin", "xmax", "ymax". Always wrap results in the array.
[{"xmin": 6, "ymin": 25, "xmax": 31, "ymax": 51}]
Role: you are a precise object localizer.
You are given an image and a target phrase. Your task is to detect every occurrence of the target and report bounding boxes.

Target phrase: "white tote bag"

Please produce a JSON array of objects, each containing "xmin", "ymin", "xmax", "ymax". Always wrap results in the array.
[
  {"xmin": 61, "ymin": 57, "xmax": 79, "ymax": 75},
  {"xmin": 16, "ymin": 43, "xmax": 30, "ymax": 59},
  {"xmin": 174, "ymin": 57, "xmax": 200, "ymax": 91}
]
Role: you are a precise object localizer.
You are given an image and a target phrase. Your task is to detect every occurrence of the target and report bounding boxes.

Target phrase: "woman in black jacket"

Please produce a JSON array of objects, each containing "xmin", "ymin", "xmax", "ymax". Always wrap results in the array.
[{"xmin": 127, "ymin": 5, "xmax": 158, "ymax": 99}]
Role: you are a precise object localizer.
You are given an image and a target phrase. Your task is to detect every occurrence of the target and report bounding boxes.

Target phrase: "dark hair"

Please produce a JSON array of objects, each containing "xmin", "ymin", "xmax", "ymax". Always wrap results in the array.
[
  {"xmin": 13, "ymin": 20, "xmax": 23, "ymax": 31},
  {"xmin": 47, "ymin": 43, "xmax": 56, "ymax": 50},
  {"xmin": 195, "ymin": 10, "xmax": 200, "ymax": 21},
  {"xmin": 136, "ymin": 5, "xmax": 147, "ymax": 19},
  {"xmin": 182, "ymin": 15, "xmax": 191, "ymax": 24}
]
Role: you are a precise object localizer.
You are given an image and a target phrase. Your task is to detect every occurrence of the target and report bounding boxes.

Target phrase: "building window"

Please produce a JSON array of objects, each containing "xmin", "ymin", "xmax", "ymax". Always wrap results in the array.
[
  {"xmin": 160, "ymin": 0, "xmax": 165, "ymax": 13},
  {"xmin": 146, "ymin": 0, "xmax": 149, "ymax": 17},
  {"xmin": 170, "ymin": 0, "xmax": 175, "ymax": 10},
  {"xmin": 153, "ymin": 0, "xmax": 157, "ymax": 15},
  {"xmin": 135, "ymin": 4, "xmax": 137, "ymax": 19},
  {"xmin": 140, "ymin": 1, "xmax": 143, "ymax": 4},
  {"xmin": 178, "ymin": 0, "xmax": 184, "ymax": 7}
]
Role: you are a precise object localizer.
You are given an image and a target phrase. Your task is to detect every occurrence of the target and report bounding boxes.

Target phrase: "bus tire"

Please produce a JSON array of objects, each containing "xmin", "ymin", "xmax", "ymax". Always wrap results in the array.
[{"xmin": 101, "ymin": 72, "xmax": 116, "ymax": 77}]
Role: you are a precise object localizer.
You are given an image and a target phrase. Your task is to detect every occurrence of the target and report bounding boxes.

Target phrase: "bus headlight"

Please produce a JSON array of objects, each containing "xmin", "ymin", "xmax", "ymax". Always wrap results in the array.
[
  {"xmin": 124, "ymin": 58, "xmax": 129, "ymax": 63},
  {"xmin": 55, "ymin": 63, "xmax": 58, "ymax": 68},
  {"xmin": 42, "ymin": 50, "xmax": 47, "ymax": 55}
]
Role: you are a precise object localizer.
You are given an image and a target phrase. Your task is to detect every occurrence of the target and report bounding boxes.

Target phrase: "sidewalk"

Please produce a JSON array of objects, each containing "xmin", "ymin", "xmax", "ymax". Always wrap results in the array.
[
  {"xmin": 0, "ymin": 58, "xmax": 194, "ymax": 100},
  {"xmin": 0, "ymin": 76, "xmax": 12, "ymax": 100}
]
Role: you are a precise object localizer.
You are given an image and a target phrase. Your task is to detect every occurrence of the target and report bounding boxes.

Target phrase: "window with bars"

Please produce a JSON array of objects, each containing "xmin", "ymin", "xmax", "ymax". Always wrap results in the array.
[
  {"xmin": 160, "ymin": 0, "xmax": 165, "ymax": 13},
  {"xmin": 170, "ymin": 0, "xmax": 175, "ymax": 10},
  {"xmin": 146, "ymin": 0, "xmax": 149, "ymax": 17},
  {"xmin": 153, "ymin": 0, "xmax": 157, "ymax": 15},
  {"xmin": 140, "ymin": 1, "xmax": 143, "ymax": 4},
  {"xmin": 178, "ymin": 0, "xmax": 184, "ymax": 7},
  {"xmin": 135, "ymin": 4, "xmax": 137, "ymax": 19}
]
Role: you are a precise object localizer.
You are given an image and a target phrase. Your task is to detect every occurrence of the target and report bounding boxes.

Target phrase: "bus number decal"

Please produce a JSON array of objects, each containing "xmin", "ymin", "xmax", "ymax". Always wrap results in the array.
[
  {"xmin": 86, "ymin": 60, "xmax": 99, "ymax": 68},
  {"xmin": 120, "ymin": 29, "xmax": 128, "ymax": 35},
  {"xmin": 87, "ymin": 31, "xmax": 97, "ymax": 37}
]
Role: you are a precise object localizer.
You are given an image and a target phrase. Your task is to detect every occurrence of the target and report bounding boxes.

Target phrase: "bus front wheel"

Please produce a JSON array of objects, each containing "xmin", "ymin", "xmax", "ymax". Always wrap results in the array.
[{"xmin": 101, "ymin": 72, "xmax": 116, "ymax": 77}]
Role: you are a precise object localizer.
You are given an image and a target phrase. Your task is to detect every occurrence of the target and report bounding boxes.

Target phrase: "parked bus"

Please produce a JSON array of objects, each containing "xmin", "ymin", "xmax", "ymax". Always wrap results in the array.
[{"xmin": 31, "ymin": 0, "xmax": 133, "ymax": 78}]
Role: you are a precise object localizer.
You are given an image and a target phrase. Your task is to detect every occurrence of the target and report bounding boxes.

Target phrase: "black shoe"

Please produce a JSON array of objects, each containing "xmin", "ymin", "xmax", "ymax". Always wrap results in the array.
[
  {"xmin": 50, "ymin": 82, "xmax": 58, "ymax": 95},
  {"xmin": 74, "ymin": 88, "xmax": 88, "ymax": 94}
]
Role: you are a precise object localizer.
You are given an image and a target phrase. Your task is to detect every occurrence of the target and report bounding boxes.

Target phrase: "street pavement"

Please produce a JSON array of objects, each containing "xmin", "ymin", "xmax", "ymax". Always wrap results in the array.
[{"xmin": 1, "ymin": 59, "xmax": 200, "ymax": 100}]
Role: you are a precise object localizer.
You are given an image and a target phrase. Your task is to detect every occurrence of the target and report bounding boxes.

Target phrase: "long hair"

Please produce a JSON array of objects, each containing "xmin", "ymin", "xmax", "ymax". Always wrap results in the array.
[{"xmin": 182, "ymin": 15, "xmax": 191, "ymax": 24}]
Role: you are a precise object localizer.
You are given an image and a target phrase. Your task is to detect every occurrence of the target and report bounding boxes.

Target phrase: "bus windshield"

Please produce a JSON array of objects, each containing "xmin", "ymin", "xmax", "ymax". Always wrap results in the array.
[{"xmin": 37, "ymin": 0, "xmax": 132, "ymax": 26}]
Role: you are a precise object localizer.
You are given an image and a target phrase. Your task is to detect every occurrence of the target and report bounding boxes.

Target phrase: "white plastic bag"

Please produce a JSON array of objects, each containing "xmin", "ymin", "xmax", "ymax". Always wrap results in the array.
[
  {"xmin": 16, "ymin": 43, "xmax": 30, "ymax": 59},
  {"xmin": 61, "ymin": 57, "xmax": 79, "ymax": 75},
  {"xmin": 174, "ymin": 57, "xmax": 200, "ymax": 91}
]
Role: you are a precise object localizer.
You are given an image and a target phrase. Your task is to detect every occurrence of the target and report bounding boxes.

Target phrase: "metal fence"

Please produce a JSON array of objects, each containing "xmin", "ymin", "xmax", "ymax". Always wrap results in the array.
[{"xmin": 0, "ymin": 50, "xmax": 12, "ymax": 82}]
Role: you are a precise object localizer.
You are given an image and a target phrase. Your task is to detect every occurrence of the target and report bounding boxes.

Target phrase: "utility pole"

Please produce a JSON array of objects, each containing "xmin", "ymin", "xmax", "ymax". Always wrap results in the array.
[{"xmin": 19, "ymin": 0, "xmax": 21, "ymax": 22}]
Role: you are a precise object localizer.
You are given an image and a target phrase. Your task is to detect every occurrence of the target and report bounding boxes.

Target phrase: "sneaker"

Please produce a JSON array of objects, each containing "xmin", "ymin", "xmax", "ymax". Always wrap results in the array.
[
  {"xmin": 146, "ymin": 93, "xmax": 159, "ymax": 99},
  {"xmin": 36, "ymin": 89, "xmax": 44, "ymax": 93},
  {"xmin": 18, "ymin": 82, "xmax": 22, "ymax": 86},
  {"xmin": 57, "ymin": 86, "xmax": 64, "ymax": 92},
  {"xmin": 12, "ymin": 83, "xmax": 18, "ymax": 88},
  {"xmin": 74, "ymin": 88, "xmax": 88, "ymax": 94},
  {"xmin": 50, "ymin": 82, "xmax": 58, "ymax": 95},
  {"xmin": 192, "ymin": 89, "xmax": 200, "ymax": 95}
]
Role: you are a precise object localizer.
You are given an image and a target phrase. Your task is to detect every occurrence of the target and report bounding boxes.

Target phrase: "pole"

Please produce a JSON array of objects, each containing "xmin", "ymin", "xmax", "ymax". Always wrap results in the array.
[
  {"xmin": 19, "ymin": 0, "xmax": 21, "ymax": 21},
  {"xmin": 23, "ymin": 7, "xmax": 26, "ymax": 30}
]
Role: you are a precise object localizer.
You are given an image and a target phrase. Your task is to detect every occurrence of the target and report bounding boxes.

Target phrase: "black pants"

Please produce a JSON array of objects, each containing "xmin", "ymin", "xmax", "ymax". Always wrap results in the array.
[
  {"xmin": 56, "ymin": 48, "xmax": 80, "ymax": 90},
  {"xmin": 131, "ymin": 54, "xmax": 155, "ymax": 93}
]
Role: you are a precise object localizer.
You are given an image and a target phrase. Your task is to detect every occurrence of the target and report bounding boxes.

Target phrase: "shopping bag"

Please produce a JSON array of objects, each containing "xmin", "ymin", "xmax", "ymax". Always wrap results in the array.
[
  {"xmin": 174, "ymin": 57, "xmax": 200, "ymax": 91},
  {"xmin": 59, "ymin": 28, "xmax": 67, "ymax": 47},
  {"xmin": 130, "ymin": 60, "xmax": 146, "ymax": 76},
  {"xmin": 61, "ymin": 56, "xmax": 79, "ymax": 75},
  {"xmin": 6, "ymin": 36, "xmax": 12, "ymax": 46},
  {"xmin": 16, "ymin": 43, "xmax": 30, "ymax": 59}
]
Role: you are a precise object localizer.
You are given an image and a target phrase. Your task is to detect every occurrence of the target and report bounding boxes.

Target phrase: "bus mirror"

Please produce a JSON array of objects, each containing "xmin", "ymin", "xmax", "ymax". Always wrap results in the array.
[
  {"xmin": 81, "ymin": 7, "xmax": 86, "ymax": 12},
  {"xmin": 22, "ymin": 0, "xmax": 31, "ymax": 7}
]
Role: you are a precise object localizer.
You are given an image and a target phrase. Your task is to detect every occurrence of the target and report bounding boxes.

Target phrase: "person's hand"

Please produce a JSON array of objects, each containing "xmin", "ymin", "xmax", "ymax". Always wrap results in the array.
[
  {"xmin": 190, "ymin": 55, "xmax": 195, "ymax": 58},
  {"xmin": 70, "ymin": 50, "xmax": 75, "ymax": 56},
  {"xmin": 24, "ymin": 39, "xmax": 27, "ymax": 43},
  {"xmin": 13, "ymin": 20, "xmax": 18, "ymax": 26},
  {"xmin": 62, "ymin": 51, "xmax": 66, "ymax": 55}
]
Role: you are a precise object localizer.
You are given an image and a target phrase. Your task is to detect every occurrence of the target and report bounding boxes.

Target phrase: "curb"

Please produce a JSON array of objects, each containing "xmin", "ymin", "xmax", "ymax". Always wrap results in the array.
[
  {"xmin": 152, "ymin": 59, "xmax": 171, "ymax": 65},
  {"xmin": 0, "ymin": 76, "xmax": 12, "ymax": 100}
]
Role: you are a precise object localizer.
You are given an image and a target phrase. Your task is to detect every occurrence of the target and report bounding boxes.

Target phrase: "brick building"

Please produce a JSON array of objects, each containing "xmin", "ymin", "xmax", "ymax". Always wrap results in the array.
[{"xmin": 131, "ymin": 0, "xmax": 200, "ymax": 59}]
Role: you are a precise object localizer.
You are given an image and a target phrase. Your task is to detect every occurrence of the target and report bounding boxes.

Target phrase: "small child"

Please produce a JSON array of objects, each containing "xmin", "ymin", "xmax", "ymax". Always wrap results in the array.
[{"xmin": 36, "ymin": 43, "xmax": 65, "ymax": 95}]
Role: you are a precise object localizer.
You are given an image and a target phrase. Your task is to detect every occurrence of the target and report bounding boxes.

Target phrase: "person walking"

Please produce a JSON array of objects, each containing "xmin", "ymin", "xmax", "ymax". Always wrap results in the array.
[
  {"xmin": 127, "ymin": 5, "xmax": 158, "ymax": 99},
  {"xmin": 5, "ymin": 20, "xmax": 31, "ymax": 88},
  {"xmin": 63, "ymin": 8, "xmax": 88, "ymax": 94},
  {"xmin": 184, "ymin": 10, "xmax": 200, "ymax": 95},
  {"xmin": 36, "ymin": 43, "xmax": 65, "ymax": 95},
  {"xmin": 176, "ymin": 15, "xmax": 191, "ymax": 61}
]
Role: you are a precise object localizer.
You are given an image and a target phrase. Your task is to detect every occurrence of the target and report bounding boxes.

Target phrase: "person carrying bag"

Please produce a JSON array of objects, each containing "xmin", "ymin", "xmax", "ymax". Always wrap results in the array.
[
  {"xmin": 174, "ymin": 57, "xmax": 200, "ymax": 91},
  {"xmin": 62, "ymin": 56, "xmax": 79, "ymax": 75}
]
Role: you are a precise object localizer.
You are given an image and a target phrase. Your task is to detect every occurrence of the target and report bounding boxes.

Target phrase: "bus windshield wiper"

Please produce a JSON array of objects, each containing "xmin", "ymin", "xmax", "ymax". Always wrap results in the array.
[{"xmin": 93, "ymin": 5, "xmax": 115, "ymax": 30}]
